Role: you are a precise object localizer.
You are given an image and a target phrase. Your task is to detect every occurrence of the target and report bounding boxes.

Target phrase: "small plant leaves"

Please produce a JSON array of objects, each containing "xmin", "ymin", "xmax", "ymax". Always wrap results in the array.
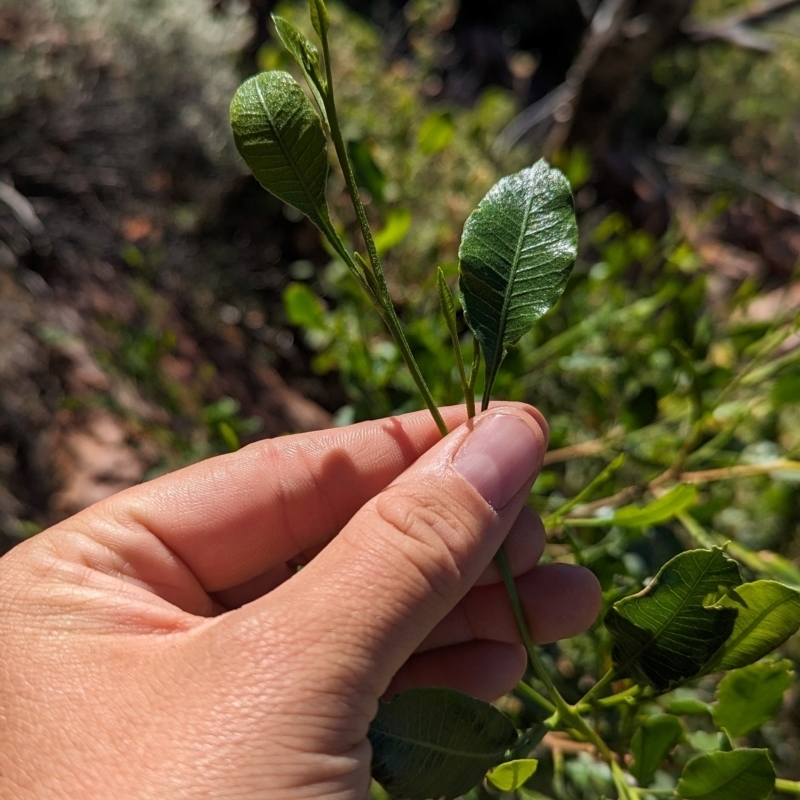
[
  {"xmin": 309, "ymin": 0, "xmax": 329, "ymax": 38},
  {"xmin": 486, "ymin": 759, "xmax": 539, "ymax": 792},
  {"xmin": 271, "ymin": 16, "xmax": 328, "ymax": 119},
  {"xmin": 605, "ymin": 547, "xmax": 742, "ymax": 690},
  {"xmin": 418, "ymin": 111, "xmax": 455, "ymax": 155},
  {"xmin": 676, "ymin": 749, "xmax": 775, "ymax": 800},
  {"xmin": 369, "ymin": 687, "xmax": 517, "ymax": 800},
  {"xmin": 283, "ymin": 282, "xmax": 326, "ymax": 331},
  {"xmin": 230, "ymin": 71, "xmax": 333, "ymax": 233},
  {"xmin": 712, "ymin": 659, "xmax": 793, "ymax": 738},
  {"xmin": 630, "ymin": 714, "xmax": 684, "ymax": 787},
  {"xmin": 704, "ymin": 579, "xmax": 800, "ymax": 672},
  {"xmin": 458, "ymin": 159, "xmax": 577, "ymax": 409}
]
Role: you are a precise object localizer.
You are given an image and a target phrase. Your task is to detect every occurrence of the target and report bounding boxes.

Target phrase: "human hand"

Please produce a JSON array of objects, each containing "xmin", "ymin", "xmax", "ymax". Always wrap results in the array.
[{"xmin": 0, "ymin": 404, "xmax": 601, "ymax": 799}]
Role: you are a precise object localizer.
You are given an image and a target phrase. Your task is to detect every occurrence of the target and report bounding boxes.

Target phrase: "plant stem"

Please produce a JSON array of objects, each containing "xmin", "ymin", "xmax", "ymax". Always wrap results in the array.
[
  {"xmin": 776, "ymin": 778, "xmax": 800, "ymax": 796},
  {"xmin": 578, "ymin": 668, "xmax": 617, "ymax": 707},
  {"xmin": 317, "ymin": 26, "xmax": 447, "ymax": 436},
  {"xmin": 545, "ymin": 454, "xmax": 626, "ymax": 526},
  {"xmin": 515, "ymin": 680, "xmax": 556, "ymax": 715},
  {"xmin": 467, "ymin": 339, "xmax": 480, "ymax": 418}
]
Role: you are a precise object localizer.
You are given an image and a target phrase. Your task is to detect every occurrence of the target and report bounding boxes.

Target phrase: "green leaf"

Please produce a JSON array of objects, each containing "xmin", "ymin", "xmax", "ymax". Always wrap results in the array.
[
  {"xmin": 458, "ymin": 159, "xmax": 577, "ymax": 407},
  {"xmin": 486, "ymin": 759, "xmax": 539, "ymax": 792},
  {"xmin": 704, "ymin": 580, "xmax": 800, "ymax": 672},
  {"xmin": 605, "ymin": 547, "xmax": 742, "ymax": 690},
  {"xmin": 309, "ymin": 0, "xmax": 329, "ymax": 38},
  {"xmin": 373, "ymin": 208, "xmax": 411, "ymax": 255},
  {"xmin": 662, "ymin": 696, "xmax": 712, "ymax": 717},
  {"xmin": 283, "ymin": 282, "xmax": 326, "ymax": 331},
  {"xmin": 712, "ymin": 659, "xmax": 793, "ymax": 738},
  {"xmin": 613, "ymin": 485, "xmax": 698, "ymax": 527},
  {"xmin": 676, "ymin": 749, "xmax": 775, "ymax": 800},
  {"xmin": 230, "ymin": 71, "xmax": 333, "ymax": 233},
  {"xmin": 271, "ymin": 16, "xmax": 328, "ymax": 120},
  {"xmin": 347, "ymin": 139, "xmax": 386, "ymax": 204},
  {"xmin": 630, "ymin": 714, "xmax": 684, "ymax": 787},
  {"xmin": 369, "ymin": 687, "xmax": 517, "ymax": 800},
  {"xmin": 418, "ymin": 111, "xmax": 455, "ymax": 155}
]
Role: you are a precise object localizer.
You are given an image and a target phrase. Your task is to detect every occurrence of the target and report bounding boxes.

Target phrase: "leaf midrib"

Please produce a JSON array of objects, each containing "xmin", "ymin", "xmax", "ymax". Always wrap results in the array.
[
  {"xmin": 487, "ymin": 177, "xmax": 537, "ymax": 391},
  {"xmin": 255, "ymin": 79, "xmax": 324, "ymax": 224},
  {"xmin": 371, "ymin": 728, "xmax": 506, "ymax": 760},
  {"xmin": 615, "ymin": 551, "xmax": 729, "ymax": 678}
]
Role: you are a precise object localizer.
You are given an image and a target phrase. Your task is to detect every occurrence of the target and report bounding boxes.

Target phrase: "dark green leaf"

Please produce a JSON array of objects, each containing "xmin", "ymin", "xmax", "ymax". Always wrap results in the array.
[
  {"xmin": 458, "ymin": 159, "xmax": 577, "ymax": 407},
  {"xmin": 271, "ymin": 16, "xmax": 327, "ymax": 120},
  {"xmin": 705, "ymin": 580, "xmax": 800, "ymax": 672},
  {"xmin": 486, "ymin": 759, "xmax": 538, "ymax": 792},
  {"xmin": 369, "ymin": 687, "xmax": 517, "ymax": 800},
  {"xmin": 230, "ymin": 71, "xmax": 332, "ymax": 233},
  {"xmin": 676, "ymin": 749, "xmax": 775, "ymax": 800},
  {"xmin": 309, "ymin": 0, "xmax": 329, "ymax": 38},
  {"xmin": 605, "ymin": 547, "xmax": 742, "ymax": 690},
  {"xmin": 630, "ymin": 714, "xmax": 684, "ymax": 787},
  {"xmin": 712, "ymin": 659, "xmax": 793, "ymax": 738},
  {"xmin": 347, "ymin": 139, "xmax": 386, "ymax": 204}
]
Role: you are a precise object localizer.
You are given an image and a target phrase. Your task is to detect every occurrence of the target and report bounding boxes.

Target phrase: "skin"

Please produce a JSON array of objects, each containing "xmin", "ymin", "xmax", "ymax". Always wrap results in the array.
[{"xmin": 0, "ymin": 403, "xmax": 601, "ymax": 799}]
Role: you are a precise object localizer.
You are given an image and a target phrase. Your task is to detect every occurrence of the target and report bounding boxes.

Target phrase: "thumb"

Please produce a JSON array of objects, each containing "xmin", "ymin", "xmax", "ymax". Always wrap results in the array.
[{"xmin": 254, "ymin": 405, "xmax": 547, "ymax": 698}]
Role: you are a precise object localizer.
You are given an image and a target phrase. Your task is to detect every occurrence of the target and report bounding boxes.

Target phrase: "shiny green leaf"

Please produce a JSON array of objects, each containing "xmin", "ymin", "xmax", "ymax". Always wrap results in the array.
[
  {"xmin": 630, "ymin": 714, "xmax": 684, "ymax": 787},
  {"xmin": 458, "ymin": 159, "xmax": 577, "ymax": 407},
  {"xmin": 486, "ymin": 759, "xmax": 539, "ymax": 792},
  {"xmin": 677, "ymin": 749, "xmax": 775, "ymax": 800},
  {"xmin": 369, "ymin": 687, "xmax": 517, "ymax": 800},
  {"xmin": 605, "ymin": 547, "xmax": 742, "ymax": 690},
  {"xmin": 705, "ymin": 580, "xmax": 800, "ymax": 672},
  {"xmin": 230, "ymin": 71, "xmax": 332, "ymax": 233},
  {"xmin": 712, "ymin": 659, "xmax": 793, "ymax": 738}
]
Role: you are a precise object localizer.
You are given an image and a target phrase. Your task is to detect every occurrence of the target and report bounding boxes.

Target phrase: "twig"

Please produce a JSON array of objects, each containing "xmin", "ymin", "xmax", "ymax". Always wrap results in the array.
[{"xmin": 543, "ymin": 428, "xmax": 625, "ymax": 465}]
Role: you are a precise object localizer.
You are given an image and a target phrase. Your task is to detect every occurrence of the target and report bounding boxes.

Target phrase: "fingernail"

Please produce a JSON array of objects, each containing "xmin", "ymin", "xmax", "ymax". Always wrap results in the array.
[{"xmin": 453, "ymin": 413, "xmax": 543, "ymax": 510}]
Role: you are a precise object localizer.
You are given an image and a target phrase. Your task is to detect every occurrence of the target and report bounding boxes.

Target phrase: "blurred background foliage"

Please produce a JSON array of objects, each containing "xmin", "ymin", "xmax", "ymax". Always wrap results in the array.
[{"xmin": 1, "ymin": 0, "xmax": 800, "ymax": 795}]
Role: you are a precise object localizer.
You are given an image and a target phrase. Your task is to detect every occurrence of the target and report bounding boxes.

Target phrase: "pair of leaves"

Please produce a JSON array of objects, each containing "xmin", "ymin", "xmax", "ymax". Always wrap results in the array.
[
  {"xmin": 605, "ymin": 548, "xmax": 800, "ymax": 690},
  {"xmin": 368, "ymin": 687, "xmax": 517, "ymax": 800}
]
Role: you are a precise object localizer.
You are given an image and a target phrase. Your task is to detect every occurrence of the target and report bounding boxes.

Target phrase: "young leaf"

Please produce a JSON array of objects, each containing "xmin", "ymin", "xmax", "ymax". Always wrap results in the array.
[
  {"xmin": 612, "ymin": 484, "xmax": 697, "ymax": 528},
  {"xmin": 676, "ymin": 749, "xmax": 775, "ymax": 800},
  {"xmin": 486, "ymin": 759, "xmax": 539, "ymax": 792},
  {"xmin": 309, "ymin": 0, "xmax": 329, "ymax": 38},
  {"xmin": 630, "ymin": 714, "xmax": 684, "ymax": 787},
  {"xmin": 283, "ymin": 282, "xmax": 327, "ymax": 331},
  {"xmin": 712, "ymin": 659, "xmax": 793, "ymax": 738},
  {"xmin": 230, "ymin": 71, "xmax": 333, "ymax": 233},
  {"xmin": 605, "ymin": 547, "xmax": 742, "ymax": 690},
  {"xmin": 458, "ymin": 159, "xmax": 577, "ymax": 409},
  {"xmin": 703, "ymin": 579, "xmax": 800, "ymax": 672},
  {"xmin": 369, "ymin": 687, "xmax": 517, "ymax": 800},
  {"xmin": 271, "ymin": 16, "xmax": 328, "ymax": 121}
]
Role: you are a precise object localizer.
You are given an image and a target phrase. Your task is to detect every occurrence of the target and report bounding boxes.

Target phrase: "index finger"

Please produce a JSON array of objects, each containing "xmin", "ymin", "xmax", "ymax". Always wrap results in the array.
[{"xmin": 75, "ymin": 404, "xmax": 545, "ymax": 594}]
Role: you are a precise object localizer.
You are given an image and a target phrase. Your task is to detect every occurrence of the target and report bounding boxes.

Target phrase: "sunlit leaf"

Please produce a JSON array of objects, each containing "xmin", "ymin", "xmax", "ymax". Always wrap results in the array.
[
  {"xmin": 676, "ymin": 749, "xmax": 775, "ymax": 800},
  {"xmin": 369, "ymin": 687, "xmax": 517, "ymax": 800},
  {"xmin": 613, "ymin": 484, "xmax": 698, "ymax": 527},
  {"xmin": 271, "ymin": 16, "xmax": 328, "ymax": 120},
  {"xmin": 704, "ymin": 580, "xmax": 800, "ymax": 672},
  {"xmin": 459, "ymin": 159, "xmax": 577, "ymax": 407},
  {"xmin": 373, "ymin": 208, "xmax": 411, "ymax": 255},
  {"xmin": 486, "ymin": 759, "xmax": 539, "ymax": 792},
  {"xmin": 230, "ymin": 71, "xmax": 333, "ymax": 233},
  {"xmin": 605, "ymin": 547, "xmax": 742, "ymax": 690},
  {"xmin": 309, "ymin": 0, "xmax": 329, "ymax": 38},
  {"xmin": 283, "ymin": 282, "xmax": 326, "ymax": 331},
  {"xmin": 712, "ymin": 659, "xmax": 793, "ymax": 738},
  {"xmin": 418, "ymin": 111, "xmax": 455, "ymax": 155},
  {"xmin": 630, "ymin": 714, "xmax": 683, "ymax": 787}
]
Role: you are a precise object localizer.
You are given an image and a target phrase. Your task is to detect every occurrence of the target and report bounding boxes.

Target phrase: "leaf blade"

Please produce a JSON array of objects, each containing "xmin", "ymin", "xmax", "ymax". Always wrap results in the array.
[
  {"xmin": 369, "ymin": 687, "xmax": 517, "ymax": 800},
  {"xmin": 676, "ymin": 749, "xmax": 775, "ymax": 800},
  {"xmin": 458, "ymin": 159, "xmax": 577, "ymax": 407},
  {"xmin": 230, "ymin": 71, "xmax": 332, "ymax": 232},
  {"xmin": 630, "ymin": 714, "xmax": 684, "ymax": 787},
  {"xmin": 487, "ymin": 759, "xmax": 539, "ymax": 792}
]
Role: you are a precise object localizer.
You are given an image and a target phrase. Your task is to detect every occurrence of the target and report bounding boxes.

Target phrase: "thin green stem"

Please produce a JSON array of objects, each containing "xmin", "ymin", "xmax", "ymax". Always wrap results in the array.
[
  {"xmin": 578, "ymin": 668, "xmax": 616, "ymax": 708},
  {"xmin": 545, "ymin": 454, "xmax": 626, "ymax": 526},
  {"xmin": 467, "ymin": 339, "xmax": 480, "ymax": 419},
  {"xmin": 515, "ymin": 680, "xmax": 556, "ymax": 715},
  {"xmin": 317, "ymin": 27, "xmax": 447, "ymax": 435},
  {"xmin": 776, "ymin": 778, "xmax": 800, "ymax": 796}
]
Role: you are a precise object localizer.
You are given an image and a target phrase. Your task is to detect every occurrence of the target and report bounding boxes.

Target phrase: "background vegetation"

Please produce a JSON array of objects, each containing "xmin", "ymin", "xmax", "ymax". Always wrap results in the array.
[{"xmin": 1, "ymin": 0, "xmax": 799, "ymax": 796}]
